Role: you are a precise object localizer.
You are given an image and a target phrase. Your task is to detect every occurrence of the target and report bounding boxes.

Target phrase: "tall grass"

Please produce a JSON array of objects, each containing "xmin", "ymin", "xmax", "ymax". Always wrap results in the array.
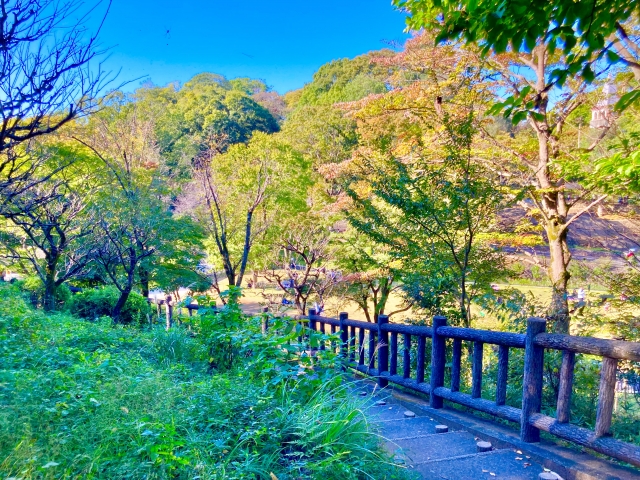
[{"xmin": 0, "ymin": 284, "xmax": 409, "ymax": 479}]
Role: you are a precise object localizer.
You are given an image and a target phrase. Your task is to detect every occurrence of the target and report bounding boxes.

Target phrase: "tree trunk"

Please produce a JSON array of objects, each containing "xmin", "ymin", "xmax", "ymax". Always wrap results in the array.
[
  {"xmin": 236, "ymin": 210, "xmax": 254, "ymax": 287},
  {"xmin": 139, "ymin": 265, "xmax": 150, "ymax": 299},
  {"xmin": 547, "ymin": 221, "xmax": 571, "ymax": 333},
  {"xmin": 43, "ymin": 256, "xmax": 59, "ymax": 312},
  {"xmin": 112, "ymin": 285, "xmax": 133, "ymax": 323}
]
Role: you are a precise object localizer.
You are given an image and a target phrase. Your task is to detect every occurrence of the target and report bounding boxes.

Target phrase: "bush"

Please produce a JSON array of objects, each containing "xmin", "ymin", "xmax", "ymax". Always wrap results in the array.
[
  {"xmin": 0, "ymin": 282, "xmax": 409, "ymax": 479},
  {"xmin": 69, "ymin": 286, "xmax": 151, "ymax": 324},
  {"xmin": 19, "ymin": 276, "xmax": 72, "ymax": 308}
]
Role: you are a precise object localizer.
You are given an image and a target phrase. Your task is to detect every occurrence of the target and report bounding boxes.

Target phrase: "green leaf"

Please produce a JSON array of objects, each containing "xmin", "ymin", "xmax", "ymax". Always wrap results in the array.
[
  {"xmin": 614, "ymin": 89, "xmax": 640, "ymax": 113},
  {"xmin": 605, "ymin": 50, "xmax": 620, "ymax": 63}
]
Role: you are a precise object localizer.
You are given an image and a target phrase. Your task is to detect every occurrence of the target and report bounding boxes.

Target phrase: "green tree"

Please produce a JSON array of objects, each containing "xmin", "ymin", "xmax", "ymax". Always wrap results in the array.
[
  {"xmin": 394, "ymin": 0, "xmax": 640, "ymax": 105},
  {"xmin": 0, "ymin": 143, "xmax": 96, "ymax": 310},
  {"xmin": 188, "ymin": 132, "xmax": 310, "ymax": 289},
  {"xmin": 391, "ymin": 5, "xmax": 639, "ymax": 331},
  {"xmin": 334, "ymin": 232, "xmax": 409, "ymax": 322}
]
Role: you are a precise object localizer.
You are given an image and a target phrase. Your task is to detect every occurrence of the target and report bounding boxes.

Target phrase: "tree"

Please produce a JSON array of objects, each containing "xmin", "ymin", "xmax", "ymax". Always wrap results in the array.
[
  {"xmin": 157, "ymin": 73, "xmax": 280, "ymax": 175},
  {"xmin": 71, "ymin": 94, "xmax": 206, "ymax": 322},
  {"xmin": 187, "ymin": 132, "xmax": 310, "ymax": 289},
  {"xmin": 394, "ymin": 0, "xmax": 640, "ymax": 106},
  {"xmin": 327, "ymin": 39, "xmax": 506, "ymax": 326},
  {"xmin": 0, "ymin": 143, "xmax": 96, "ymax": 310},
  {"xmin": 261, "ymin": 219, "xmax": 338, "ymax": 315},
  {"xmin": 391, "ymin": 6, "xmax": 638, "ymax": 330},
  {"xmin": 334, "ymin": 232, "xmax": 409, "ymax": 322},
  {"xmin": 0, "ymin": 0, "xmax": 113, "ymax": 153}
]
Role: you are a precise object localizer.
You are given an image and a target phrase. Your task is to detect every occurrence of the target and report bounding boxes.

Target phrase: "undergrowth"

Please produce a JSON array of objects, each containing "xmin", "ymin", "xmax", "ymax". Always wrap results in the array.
[{"xmin": 0, "ymin": 284, "xmax": 408, "ymax": 479}]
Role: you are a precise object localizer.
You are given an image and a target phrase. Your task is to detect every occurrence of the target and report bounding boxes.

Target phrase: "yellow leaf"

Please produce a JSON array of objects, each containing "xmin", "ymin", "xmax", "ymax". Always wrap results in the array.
[{"xmin": 270, "ymin": 474, "xmax": 279, "ymax": 480}]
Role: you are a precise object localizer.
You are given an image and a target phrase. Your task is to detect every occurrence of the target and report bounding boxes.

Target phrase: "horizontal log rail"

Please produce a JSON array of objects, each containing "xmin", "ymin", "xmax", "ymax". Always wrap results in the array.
[
  {"xmin": 535, "ymin": 333, "xmax": 640, "ymax": 362},
  {"xmin": 305, "ymin": 309, "xmax": 640, "ymax": 468},
  {"xmin": 437, "ymin": 326, "xmax": 525, "ymax": 348}
]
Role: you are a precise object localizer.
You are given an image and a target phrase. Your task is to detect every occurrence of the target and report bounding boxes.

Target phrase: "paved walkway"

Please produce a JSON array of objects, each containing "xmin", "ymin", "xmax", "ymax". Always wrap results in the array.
[{"xmin": 356, "ymin": 382, "xmax": 561, "ymax": 480}]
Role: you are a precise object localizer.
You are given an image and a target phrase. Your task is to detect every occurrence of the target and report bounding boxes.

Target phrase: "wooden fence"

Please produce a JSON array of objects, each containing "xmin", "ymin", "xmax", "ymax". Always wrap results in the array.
[
  {"xmin": 305, "ymin": 309, "xmax": 640, "ymax": 468},
  {"xmin": 148, "ymin": 296, "xmax": 204, "ymax": 329}
]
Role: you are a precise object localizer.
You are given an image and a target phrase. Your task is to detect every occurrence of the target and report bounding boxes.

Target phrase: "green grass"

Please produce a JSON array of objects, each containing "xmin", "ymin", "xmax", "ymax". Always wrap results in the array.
[{"xmin": 0, "ymin": 285, "xmax": 409, "ymax": 479}]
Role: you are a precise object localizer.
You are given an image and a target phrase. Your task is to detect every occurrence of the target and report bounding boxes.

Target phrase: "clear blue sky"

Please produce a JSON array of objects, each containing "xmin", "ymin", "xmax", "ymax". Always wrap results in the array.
[{"xmin": 92, "ymin": 0, "xmax": 410, "ymax": 94}]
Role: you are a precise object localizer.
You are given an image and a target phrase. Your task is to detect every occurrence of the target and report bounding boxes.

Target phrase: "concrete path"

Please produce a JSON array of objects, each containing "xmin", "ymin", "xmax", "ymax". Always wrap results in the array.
[{"xmin": 356, "ymin": 383, "xmax": 561, "ymax": 480}]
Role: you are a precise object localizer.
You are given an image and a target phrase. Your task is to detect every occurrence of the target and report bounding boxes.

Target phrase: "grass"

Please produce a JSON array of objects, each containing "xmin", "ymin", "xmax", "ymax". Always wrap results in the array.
[{"xmin": 0, "ymin": 285, "xmax": 410, "ymax": 480}]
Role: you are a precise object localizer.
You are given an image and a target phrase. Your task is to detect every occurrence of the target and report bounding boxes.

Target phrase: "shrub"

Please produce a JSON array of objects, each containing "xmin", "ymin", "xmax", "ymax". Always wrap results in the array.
[
  {"xmin": 69, "ymin": 286, "xmax": 151, "ymax": 324},
  {"xmin": 19, "ymin": 276, "xmax": 72, "ymax": 308}
]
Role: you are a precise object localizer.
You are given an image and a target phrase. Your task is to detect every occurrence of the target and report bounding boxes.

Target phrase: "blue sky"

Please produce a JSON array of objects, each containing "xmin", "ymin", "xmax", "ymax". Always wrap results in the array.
[{"xmin": 91, "ymin": 0, "xmax": 410, "ymax": 94}]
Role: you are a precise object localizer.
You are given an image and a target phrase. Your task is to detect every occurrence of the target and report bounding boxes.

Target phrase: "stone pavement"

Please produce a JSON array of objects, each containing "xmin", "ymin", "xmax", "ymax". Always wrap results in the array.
[{"xmin": 356, "ymin": 382, "xmax": 564, "ymax": 480}]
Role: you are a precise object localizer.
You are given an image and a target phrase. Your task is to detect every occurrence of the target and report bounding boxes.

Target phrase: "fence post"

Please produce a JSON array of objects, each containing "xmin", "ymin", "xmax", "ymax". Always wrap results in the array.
[
  {"xmin": 261, "ymin": 306, "xmax": 269, "ymax": 334},
  {"xmin": 339, "ymin": 312, "xmax": 349, "ymax": 359},
  {"xmin": 308, "ymin": 308, "xmax": 317, "ymax": 332},
  {"xmin": 521, "ymin": 317, "xmax": 547, "ymax": 443},
  {"xmin": 165, "ymin": 295, "xmax": 173, "ymax": 331},
  {"xmin": 378, "ymin": 314, "xmax": 389, "ymax": 388},
  {"xmin": 430, "ymin": 315, "xmax": 447, "ymax": 408}
]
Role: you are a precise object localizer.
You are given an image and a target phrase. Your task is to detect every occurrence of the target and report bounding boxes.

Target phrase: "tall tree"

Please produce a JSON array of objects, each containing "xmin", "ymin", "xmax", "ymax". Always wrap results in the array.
[
  {"xmin": 392, "ymin": 4, "xmax": 638, "ymax": 331},
  {"xmin": 329, "ymin": 38, "xmax": 505, "ymax": 326},
  {"xmin": 187, "ymin": 132, "xmax": 310, "ymax": 288}
]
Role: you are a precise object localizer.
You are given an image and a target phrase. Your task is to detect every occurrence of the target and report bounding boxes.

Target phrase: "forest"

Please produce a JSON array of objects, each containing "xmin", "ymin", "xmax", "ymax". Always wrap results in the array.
[{"xmin": 1, "ymin": 0, "xmax": 640, "ymax": 478}]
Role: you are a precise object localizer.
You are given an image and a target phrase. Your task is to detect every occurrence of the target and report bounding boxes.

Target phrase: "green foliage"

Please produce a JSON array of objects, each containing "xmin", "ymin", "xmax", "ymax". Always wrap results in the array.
[
  {"xmin": 0, "ymin": 284, "xmax": 407, "ymax": 479},
  {"xmin": 19, "ymin": 276, "xmax": 72, "ymax": 308},
  {"xmin": 394, "ymin": 0, "xmax": 638, "ymax": 92},
  {"xmin": 295, "ymin": 53, "xmax": 391, "ymax": 107},
  {"xmin": 69, "ymin": 286, "xmax": 151, "ymax": 325},
  {"xmin": 346, "ymin": 111, "xmax": 505, "ymax": 326}
]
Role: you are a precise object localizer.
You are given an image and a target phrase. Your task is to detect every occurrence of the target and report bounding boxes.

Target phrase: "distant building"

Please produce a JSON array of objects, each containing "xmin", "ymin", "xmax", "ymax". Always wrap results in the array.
[{"xmin": 590, "ymin": 82, "xmax": 617, "ymax": 129}]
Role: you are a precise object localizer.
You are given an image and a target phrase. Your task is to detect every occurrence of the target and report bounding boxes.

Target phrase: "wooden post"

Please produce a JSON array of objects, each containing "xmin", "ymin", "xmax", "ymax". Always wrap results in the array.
[
  {"xmin": 496, "ymin": 345, "xmax": 509, "ymax": 406},
  {"xmin": 339, "ymin": 312, "xmax": 349, "ymax": 359},
  {"xmin": 416, "ymin": 335, "xmax": 426, "ymax": 384},
  {"xmin": 358, "ymin": 328, "xmax": 365, "ymax": 366},
  {"xmin": 390, "ymin": 332, "xmax": 398, "ymax": 376},
  {"xmin": 472, "ymin": 341, "xmax": 484, "ymax": 398},
  {"xmin": 556, "ymin": 350, "xmax": 575, "ymax": 423},
  {"xmin": 451, "ymin": 338, "xmax": 462, "ymax": 392},
  {"xmin": 430, "ymin": 315, "xmax": 447, "ymax": 408},
  {"xmin": 595, "ymin": 356, "xmax": 618, "ymax": 437},
  {"xmin": 308, "ymin": 308, "xmax": 317, "ymax": 332},
  {"xmin": 349, "ymin": 326, "xmax": 356, "ymax": 362},
  {"xmin": 403, "ymin": 334, "xmax": 411, "ymax": 379},
  {"xmin": 330, "ymin": 323, "xmax": 337, "ymax": 352},
  {"xmin": 521, "ymin": 317, "xmax": 547, "ymax": 443},
  {"xmin": 261, "ymin": 306, "xmax": 269, "ymax": 335},
  {"xmin": 378, "ymin": 314, "xmax": 389, "ymax": 388},
  {"xmin": 368, "ymin": 329, "xmax": 376, "ymax": 369},
  {"xmin": 165, "ymin": 295, "xmax": 173, "ymax": 330}
]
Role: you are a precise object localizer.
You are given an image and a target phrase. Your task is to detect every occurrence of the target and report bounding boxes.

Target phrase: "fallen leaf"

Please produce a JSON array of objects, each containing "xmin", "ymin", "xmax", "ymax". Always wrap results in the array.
[
  {"xmin": 120, "ymin": 406, "xmax": 129, "ymax": 414},
  {"xmin": 516, "ymin": 450, "xmax": 523, "ymax": 454},
  {"xmin": 482, "ymin": 470, "xmax": 488, "ymax": 473},
  {"xmin": 270, "ymin": 473, "xmax": 279, "ymax": 480},
  {"xmin": 515, "ymin": 457, "xmax": 523, "ymax": 460},
  {"xmin": 42, "ymin": 462, "xmax": 59, "ymax": 469},
  {"xmin": 490, "ymin": 473, "xmax": 496, "ymax": 476}
]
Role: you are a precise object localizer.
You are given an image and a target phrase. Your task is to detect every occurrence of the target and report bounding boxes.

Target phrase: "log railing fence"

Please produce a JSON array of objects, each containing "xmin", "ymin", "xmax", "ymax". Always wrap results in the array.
[
  {"xmin": 148, "ymin": 296, "xmax": 207, "ymax": 329},
  {"xmin": 306, "ymin": 309, "xmax": 640, "ymax": 468}
]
